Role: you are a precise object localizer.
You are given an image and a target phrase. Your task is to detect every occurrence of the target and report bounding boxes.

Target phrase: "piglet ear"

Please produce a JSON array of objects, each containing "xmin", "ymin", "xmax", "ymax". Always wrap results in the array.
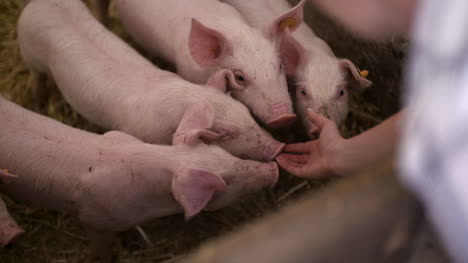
[
  {"xmin": 339, "ymin": 59, "xmax": 373, "ymax": 88},
  {"xmin": 280, "ymin": 29, "xmax": 307, "ymax": 76},
  {"xmin": 172, "ymin": 168, "xmax": 227, "ymax": 219},
  {"xmin": 205, "ymin": 69, "xmax": 245, "ymax": 93},
  {"xmin": 188, "ymin": 18, "xmax": 232, "ymax": 67},
  {"xmin": 0, "ymin": 169, "xmax": 18, "ymax": 185},
  {"xmin": 172, "ymin": 102, "xmax": 224, "ymax": 146},
  {"xmin": 262, "ymin": 0, "xmax": 305, "ymax": 39}
]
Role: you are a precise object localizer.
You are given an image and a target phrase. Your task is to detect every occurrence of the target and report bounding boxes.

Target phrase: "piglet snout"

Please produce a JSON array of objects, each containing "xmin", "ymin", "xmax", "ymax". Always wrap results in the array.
[
  {"xmin": 259, "ymin": 162, "xmax": 279, "ymax": 188},
  {"xmin": 267, "ymin": 114, "xmax": 296, "ymax": 128},
  {"xmin": 266, "ymin": 104, "xmax": 296, "ymax": 128},
  {"xmin": 262, "ymin": 141, "xmax": 285, "ymax": 162}
]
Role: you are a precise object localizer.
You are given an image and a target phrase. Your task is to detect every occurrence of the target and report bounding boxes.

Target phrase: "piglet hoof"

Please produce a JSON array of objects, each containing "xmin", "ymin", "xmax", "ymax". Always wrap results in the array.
[
  {"xmin": 266, "ymin": 114, "xmax": 296, "ymax": 128},
  {"xmin": 0, "ymin": 223, "xmax": 25, "ymax": 248}
]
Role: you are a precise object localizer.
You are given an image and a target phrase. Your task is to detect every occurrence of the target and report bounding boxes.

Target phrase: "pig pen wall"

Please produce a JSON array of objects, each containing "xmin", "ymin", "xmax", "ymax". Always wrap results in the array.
[{"xmin": 0, "ymin": 0, "xmax": 405, "ymax": 262}]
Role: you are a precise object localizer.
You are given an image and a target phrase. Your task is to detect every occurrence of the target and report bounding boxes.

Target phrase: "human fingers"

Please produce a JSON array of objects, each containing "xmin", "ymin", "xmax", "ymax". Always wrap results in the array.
[
  {"xmin": 283, "ymin": 141, "xmax": 312, "ymax": 154},
  {"xmin": 276, "ymin": 153, "xmax": 310, "ymax": 164},
  {"xmin": 275, "ymin": 155, "xmax": 310, "ymax": 177},
  {"xmin": 307, "ymin": 108, "xmax": 331, "ymax": 130}
]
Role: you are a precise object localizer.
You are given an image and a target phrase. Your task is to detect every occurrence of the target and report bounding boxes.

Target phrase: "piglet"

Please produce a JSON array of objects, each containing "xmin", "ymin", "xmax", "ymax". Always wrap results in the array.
[
  {"xmin": 0, "ymin": 170, "xmax": 24, "ymax": 248},
  {"xmin": 18, "ymin": 0, "xmax": 284, "ymax": 162},
  {"xmin": 222, "ymin": 0, "xmax": 373, "ymax": 137},
  {"xmin": 0, "ymin": 95, "xmax": 279, "ymax": 262},
  {"xmin": 111, "ymin": 0, "xmax": 306, "ymax": 128}
]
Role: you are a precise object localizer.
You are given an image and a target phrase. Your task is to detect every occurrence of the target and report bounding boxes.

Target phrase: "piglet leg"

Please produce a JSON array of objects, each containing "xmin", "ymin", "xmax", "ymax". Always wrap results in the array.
[
  {"xmin": 85, "ymin": 226, "xmax": 118, "ymax": 263},
  {"xmin": 0, "ymin": 196, "xmax": 24, "ymax": 248},
  {"xmin": 91, "ymin": 0, "xmax": 111, "ymax": 27}
]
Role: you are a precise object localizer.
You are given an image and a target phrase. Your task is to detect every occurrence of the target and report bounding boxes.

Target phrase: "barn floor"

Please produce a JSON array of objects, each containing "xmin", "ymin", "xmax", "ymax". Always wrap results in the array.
[{"xmin": 0, "ymin": 0, "xmax": 448, "ymax": 262}]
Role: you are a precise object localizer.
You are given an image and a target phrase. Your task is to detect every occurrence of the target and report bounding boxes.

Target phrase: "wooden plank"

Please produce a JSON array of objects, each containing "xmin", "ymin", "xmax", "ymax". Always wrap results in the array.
[{"xmin": 179, "ymin": 158, "xmax": 423, "ymax": 263}]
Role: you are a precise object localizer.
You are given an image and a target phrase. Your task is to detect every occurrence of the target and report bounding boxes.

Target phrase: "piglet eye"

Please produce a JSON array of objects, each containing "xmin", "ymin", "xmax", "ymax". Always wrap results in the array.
[
  {"xmin": 336, "ymin": 84, "xmax": 347, "ymax": 99},
  {"xmin": 233, "ymin": 71, "xmax": 246, "ymax": 86},
  {"xmin": 296, "ymin": 85, "xmax": 307, "ymax": 97}
]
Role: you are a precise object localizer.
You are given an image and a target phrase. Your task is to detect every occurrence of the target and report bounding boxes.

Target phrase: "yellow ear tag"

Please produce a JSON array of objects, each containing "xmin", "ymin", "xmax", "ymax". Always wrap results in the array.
[
  {"xmin": 359, "ymin": 70, "xmax": 369, "ymax": 78},
  {"xmin": 280, "ymin": 18, "xmax": 297, "ymax": 30}
]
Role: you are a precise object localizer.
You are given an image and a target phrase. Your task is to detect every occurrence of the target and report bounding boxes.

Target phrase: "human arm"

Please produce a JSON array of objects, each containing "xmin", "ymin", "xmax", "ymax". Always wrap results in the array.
[{"xmin": 306, "ymin": 0, "xmax": 417, "ymax": 39}]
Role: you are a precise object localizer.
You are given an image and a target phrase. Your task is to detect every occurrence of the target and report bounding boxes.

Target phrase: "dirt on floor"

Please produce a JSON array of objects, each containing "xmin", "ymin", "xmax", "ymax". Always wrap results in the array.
[{"xmin": 0, "ymin": 0, "xmax": 406, "ymax": 262}]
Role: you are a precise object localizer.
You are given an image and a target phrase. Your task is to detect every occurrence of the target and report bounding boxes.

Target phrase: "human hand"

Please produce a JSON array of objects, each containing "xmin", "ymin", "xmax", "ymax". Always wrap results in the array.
[{"xmin": 276, "ymin": 109, "xmax": 346, "ymax": 178}]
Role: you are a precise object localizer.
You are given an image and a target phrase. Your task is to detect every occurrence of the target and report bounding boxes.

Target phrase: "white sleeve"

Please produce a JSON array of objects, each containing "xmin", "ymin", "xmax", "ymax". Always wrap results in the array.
[
  {"xmin": 400, "ymin": 62, "xmax": 468, "ymax": 263},
  {"xmin": 399, "ymin": 1, "xmax": 468, "ymax": 262}
]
